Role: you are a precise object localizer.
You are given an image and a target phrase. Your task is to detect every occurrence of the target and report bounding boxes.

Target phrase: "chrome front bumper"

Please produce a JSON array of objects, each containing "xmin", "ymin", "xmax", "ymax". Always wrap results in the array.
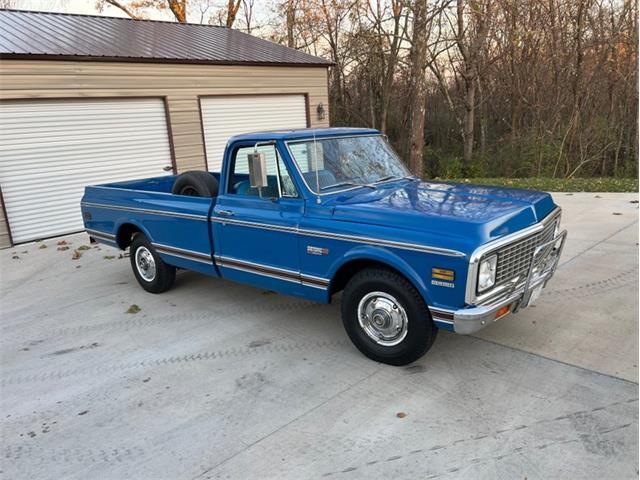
[{"xmin": 452, "ymin": 229, "xmax": 568, "ymax": 335}]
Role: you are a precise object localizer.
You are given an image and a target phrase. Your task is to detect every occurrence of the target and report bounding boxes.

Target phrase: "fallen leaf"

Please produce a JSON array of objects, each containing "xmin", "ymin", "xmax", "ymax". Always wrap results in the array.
[
  {"xmin": 21, "ymin": 250, "xmax": 27, "ymax": 254},
  {"xmin": 39, "ymin": 244, "xmax": 47, "ymax": 249},
  {"xmin": 396, "ymin": 412, "xmax": 407, "ymax": 418},
  {"xmin": 77, "ymin": 410, "xmax": 89, "ymax": 416},
  {"xmin": 77, "ymin": 245, "xmax": 91, "ymax": 251},
  {"xmin": 57, "ymin": 240, "xmax": 67, "ymax": 245},
  {"xmin": 103, "ymin": 255, "xmax": 116, "ymax": 260},
  {"xmin": 594, "ymin": 195, "xmax": 601, "ymax": 198},
  {"xmin": 71, "ymin": 250, "xmax": 82, "ymax": 260},
  {"xmin": 126, "ymin": 304, "xmax": 141, "ymax": 314},
  {"xmin": 612, "ymin": 212, "xmax": 623, "ymax": 215},
  {"xmin": 12, "ymin": 255, "xmax": 19, "ymax": 260},
  {"xmin": 630, "ymin": 200, "xmax": 639, "ymax": 204},
  {"xmin": 57, "ymin": 246, "xmax": 69, "ymax": 251}
]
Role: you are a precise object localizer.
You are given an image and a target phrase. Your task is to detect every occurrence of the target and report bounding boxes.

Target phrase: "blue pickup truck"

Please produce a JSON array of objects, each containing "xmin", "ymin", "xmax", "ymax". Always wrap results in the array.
[{"xmin": 81, "ymin": 128, "xmax": 566, "ymax": 365}]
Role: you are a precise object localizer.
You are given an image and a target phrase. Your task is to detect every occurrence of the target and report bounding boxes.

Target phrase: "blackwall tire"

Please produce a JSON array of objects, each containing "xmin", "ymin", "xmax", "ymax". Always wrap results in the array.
[
  {"xmin": 172, "ymin": 171, "xmax": 219, "ymax": 197},
  {"xmin": 129, "ymin": 233, "xmax": 176, "ymax": 294},
  {"xmin": 341, "ymin": 268, "xmax": 438, "ymax": 366}
]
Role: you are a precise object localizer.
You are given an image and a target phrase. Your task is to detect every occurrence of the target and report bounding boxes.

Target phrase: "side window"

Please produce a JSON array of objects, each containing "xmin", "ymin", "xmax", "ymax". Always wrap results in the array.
[
  {"xmin": 229, "ymin": 145, "xmax": 298, "ymax": 198},
  {"xmin": 277, "ymin": 154, "xmax": 297, "ymax": 197}
]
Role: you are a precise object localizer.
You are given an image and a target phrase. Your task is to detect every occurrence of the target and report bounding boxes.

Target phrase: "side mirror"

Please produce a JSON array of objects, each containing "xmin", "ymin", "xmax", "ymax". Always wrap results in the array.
[{"xmin": 247, "ymin": 151, "xmax": 267, "ymax": 189}]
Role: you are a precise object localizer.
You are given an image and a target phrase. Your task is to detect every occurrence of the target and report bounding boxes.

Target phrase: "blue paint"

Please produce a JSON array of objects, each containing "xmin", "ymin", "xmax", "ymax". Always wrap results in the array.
[{"xmin": 81, "ymin": 128, "xmax": 559, "ymax": 327}]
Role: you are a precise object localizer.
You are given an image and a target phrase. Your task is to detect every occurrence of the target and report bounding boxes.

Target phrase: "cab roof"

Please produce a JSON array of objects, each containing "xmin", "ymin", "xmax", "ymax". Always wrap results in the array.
[{"xmin": 228, "ymin": 127, "xmax": 380, "ymax": 144}]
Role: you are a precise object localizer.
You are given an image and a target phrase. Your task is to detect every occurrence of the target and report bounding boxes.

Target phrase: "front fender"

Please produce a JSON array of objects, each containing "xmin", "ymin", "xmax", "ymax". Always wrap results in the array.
[{"xmin": 327, "ymin": 245, "xmax": 435, "ymax": 306}]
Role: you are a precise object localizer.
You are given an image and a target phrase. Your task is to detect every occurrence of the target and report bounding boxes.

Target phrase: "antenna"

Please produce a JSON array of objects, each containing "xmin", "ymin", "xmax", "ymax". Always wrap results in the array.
[{"xmin": 312, "ymin": 129, "xmax": 321, "ymax": 204}]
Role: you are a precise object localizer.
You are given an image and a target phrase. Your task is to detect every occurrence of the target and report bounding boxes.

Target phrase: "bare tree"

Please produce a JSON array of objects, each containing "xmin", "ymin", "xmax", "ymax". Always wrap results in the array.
[
  {"xmin": 407, "ymin": 0, "xmax": 428, "ymax": 176},
  {"xmin": 241, "ymin": 0, "xmax": 255, "ymax": 33},
  {"xmin": 101, "ymin": 0, "xmax": 140, "ymax": 18},
  {"xmin": 226, "ymin": 0, "xmax": 241, "ymax": 27}
]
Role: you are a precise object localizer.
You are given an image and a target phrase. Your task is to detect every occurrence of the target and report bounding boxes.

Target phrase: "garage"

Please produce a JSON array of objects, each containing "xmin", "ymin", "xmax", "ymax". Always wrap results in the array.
[
  {"xmin": 0, "ymin": 98, "xmax": 174, "ymax": 243},
  {"xmin": 0, "ymin": 9, "xmax": 331, "ymax": 247},
  {"xmin": 200, "ymin": 94, "xmax": 308, "ymax": 171}
]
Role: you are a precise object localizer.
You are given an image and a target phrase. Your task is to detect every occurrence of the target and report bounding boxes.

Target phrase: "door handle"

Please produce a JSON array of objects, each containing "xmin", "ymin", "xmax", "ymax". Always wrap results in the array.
[
  {"xmin": 217, "ymin": 209, "xmax": 235, "ymax": 217},
  {"xmin": 162, "ymin": 165, "xmax": 174, "ymax": 172}
]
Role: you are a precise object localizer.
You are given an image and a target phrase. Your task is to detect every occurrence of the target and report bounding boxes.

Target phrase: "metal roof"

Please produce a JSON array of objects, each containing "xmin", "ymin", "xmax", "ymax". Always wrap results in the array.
[{"xmin": 0, "ymin": 9, "xmax": 332, "ymax": 67}]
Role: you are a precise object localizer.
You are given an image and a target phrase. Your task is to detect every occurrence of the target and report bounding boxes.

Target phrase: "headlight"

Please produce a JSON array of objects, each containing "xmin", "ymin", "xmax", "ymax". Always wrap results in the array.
[{"xmin": 477, "ymin": 254, "xmax": 497, "ymax": 293}]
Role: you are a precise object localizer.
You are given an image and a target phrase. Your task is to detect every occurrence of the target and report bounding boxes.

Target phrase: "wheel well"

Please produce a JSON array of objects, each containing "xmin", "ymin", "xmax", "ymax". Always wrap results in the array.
[
  {"xmin": 116, "ymin": 223, "xmax": 142, "ymax": 249},
  {"xmin": 330, "ymin": 259, "xmax": 411, "ymax": 296}
]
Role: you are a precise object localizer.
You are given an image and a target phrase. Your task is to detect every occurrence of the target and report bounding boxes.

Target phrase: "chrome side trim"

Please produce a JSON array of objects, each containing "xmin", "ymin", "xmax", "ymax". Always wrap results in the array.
[
  {"xmin": 210, "ymin": 216, "xmax": 298, "ymax": 233},
  {"xmin": 213, "ymin": 215, "xmax": 465, "ymax": 257},
  {"xmin": 297, "ymin": 228, "xmax": 465, "ymax": 257},
  {"xmin": 86, "ymin": 228, "xmax": 116, "ymax": 240},
  {"xmin": 429, "ymin": 306, "xmax": 454, "ymax": 326},
  {"xmin": 91, "ymin": 185, "xmax": 178, "ymax": 197},
  {"xmin": 215, "ymin": 254, "xmax": 330, "ymax": 289},
  {"xmin": 152, "ymin": 242, "xmax": 213, "ymax": 265},
  {"xmin": 81, "ymin": 202, "xmax": 208, "ymax": 221},
  {"xmin": 464, "ymin": 207, "xmax": 562, "ymax": 305}
]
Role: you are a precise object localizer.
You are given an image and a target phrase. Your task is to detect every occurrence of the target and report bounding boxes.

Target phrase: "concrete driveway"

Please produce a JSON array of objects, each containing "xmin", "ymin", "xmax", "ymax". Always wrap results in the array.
[{"xmin": 1, "ymin": 192, "xmax": 637, "ymax": 479}]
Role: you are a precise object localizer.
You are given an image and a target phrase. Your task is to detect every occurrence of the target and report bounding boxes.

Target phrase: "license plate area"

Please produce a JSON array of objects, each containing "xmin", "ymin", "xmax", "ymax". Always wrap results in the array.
[{"xmin": 523, "ymin": 283, "xmax": 544, "ymax": 308}]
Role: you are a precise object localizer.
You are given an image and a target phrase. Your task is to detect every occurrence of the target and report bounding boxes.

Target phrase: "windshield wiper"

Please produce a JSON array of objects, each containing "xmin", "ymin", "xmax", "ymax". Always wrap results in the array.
[
  {"xmin": 373, "ymin": 175, "xmax": 401, "ymax": 184},
  {"xmin": 319, "ymin": 181, "xmax": 377, "ymax": 192},
  {"xmin": 374, "ymin": 175, "xmax": 419, "ymax": 184}
]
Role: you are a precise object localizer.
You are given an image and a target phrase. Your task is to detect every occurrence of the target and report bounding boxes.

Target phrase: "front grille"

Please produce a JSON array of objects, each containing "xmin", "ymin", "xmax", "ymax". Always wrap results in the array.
[{"xmin": 494, "ymin": 216, "xmax": 557, "ymax": 287}]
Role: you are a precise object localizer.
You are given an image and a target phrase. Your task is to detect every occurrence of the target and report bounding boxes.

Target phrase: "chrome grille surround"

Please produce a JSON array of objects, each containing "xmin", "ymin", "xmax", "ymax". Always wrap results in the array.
[
  {"xmin": 494, "ymin": 217, "xmax": 557, "ymax": 287},
  {"xmin": 464, "ymin": 207, "xmax": 562, "ymax": 306}
]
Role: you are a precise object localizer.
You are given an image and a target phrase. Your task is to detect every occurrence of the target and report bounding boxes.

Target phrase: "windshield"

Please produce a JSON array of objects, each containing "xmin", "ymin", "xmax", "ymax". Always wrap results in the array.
[{"xmin": 287, "ymin": 135, "xmax": 410, "ymax": 193}]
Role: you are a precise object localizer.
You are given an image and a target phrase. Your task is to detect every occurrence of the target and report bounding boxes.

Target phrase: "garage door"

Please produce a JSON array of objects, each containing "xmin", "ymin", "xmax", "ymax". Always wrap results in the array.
[
  {"xmin": 0, "ymin": 98, "xmax": 174, "ymax": 243},
  {"xmin": 200, "ymin": 95, "xmax": 307, "ymax": 171}
]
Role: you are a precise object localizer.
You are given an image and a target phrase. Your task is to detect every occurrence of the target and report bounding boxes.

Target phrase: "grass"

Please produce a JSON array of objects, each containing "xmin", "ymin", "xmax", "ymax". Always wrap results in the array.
[{"xmin": 441, "ymin": 177, "xmax": 638, "ymax": 192}]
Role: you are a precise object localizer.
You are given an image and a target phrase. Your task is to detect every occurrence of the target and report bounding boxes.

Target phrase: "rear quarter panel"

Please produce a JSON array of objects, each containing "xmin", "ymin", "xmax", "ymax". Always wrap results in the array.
[{"xmin": 81, "ymin": 183, "xmax": 216, "ymax": 275}]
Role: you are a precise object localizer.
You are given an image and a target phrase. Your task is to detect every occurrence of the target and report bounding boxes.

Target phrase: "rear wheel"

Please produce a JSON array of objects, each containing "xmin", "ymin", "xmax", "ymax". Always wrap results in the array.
[
  {"xmin": 341, "ymin": 268, "xmax": 437, "ymax": 366},
  {"xmin": 129, "ymin": 233, "xmax": 176, "ymax": 293}
]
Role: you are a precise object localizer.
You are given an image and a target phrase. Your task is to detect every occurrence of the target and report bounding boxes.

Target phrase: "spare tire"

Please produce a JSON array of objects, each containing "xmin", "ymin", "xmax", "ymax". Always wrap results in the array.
[{"xmin": 172, "ymin": 171, "xmax": 219, "ymax": 197}]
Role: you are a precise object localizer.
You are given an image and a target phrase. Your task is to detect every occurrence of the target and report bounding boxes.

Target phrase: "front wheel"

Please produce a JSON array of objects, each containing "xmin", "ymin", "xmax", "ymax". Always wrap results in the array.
[
  {"xmin": 129, "ymin": 233, "xmax": 176, "ymax": 294},
  {"xmin": 341, "ymin": 268, "xmax": 438, "ymax": 366}
]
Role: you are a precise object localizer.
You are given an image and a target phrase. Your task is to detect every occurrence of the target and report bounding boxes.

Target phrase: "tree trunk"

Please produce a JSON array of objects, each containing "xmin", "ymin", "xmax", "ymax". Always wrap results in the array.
[
  {"xmin": 462, "ymin": 78, "xmax": 476, "ymax": 169},
  {"xmin": 407, "ymin": 0, "xmax": 428, "ymax": 177},
  {"xmin": 286, "ymin": 0, "xmax": 296, "ymax": 48},
  {"xmin": 167, "ymin": 0, "xmax": 187, "ymax": 23},
  {"xmin": 226, "ymin": 0, "xmax": 241, "ymax": 27}
]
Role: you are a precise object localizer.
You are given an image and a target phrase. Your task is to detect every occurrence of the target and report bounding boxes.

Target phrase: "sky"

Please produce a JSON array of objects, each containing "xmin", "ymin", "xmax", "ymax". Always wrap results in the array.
[{"xmin": 5, "ymin": 0, "xmax": 274, "ymax": 25}]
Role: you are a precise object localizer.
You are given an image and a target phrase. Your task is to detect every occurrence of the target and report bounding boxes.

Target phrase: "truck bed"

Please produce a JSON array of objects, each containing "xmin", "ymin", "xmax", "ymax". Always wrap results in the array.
[{"xmin": 81, "ymin": 174, "xmax": 220, "ymax": 276}]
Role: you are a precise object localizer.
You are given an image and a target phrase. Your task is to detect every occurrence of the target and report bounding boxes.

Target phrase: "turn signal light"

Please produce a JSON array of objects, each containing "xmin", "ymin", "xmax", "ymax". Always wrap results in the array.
[{"xmin": 495, "ymin": 305, "xmax": 511, "ymax": 319}]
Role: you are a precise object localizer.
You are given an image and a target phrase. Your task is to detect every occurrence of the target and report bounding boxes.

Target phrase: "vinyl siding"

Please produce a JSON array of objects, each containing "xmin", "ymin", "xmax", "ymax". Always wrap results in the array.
[{"xmin": 0, "ymin": 59, "xmax": 330, "ymax": 247}]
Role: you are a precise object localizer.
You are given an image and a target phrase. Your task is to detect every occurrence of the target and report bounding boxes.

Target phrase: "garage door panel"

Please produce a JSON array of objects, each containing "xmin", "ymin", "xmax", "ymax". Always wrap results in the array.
[
  {"xmin": 200, "ymin": 95, "xmax": 307, "ymax": 171},
  {"xmin": 0, "ymin": 98, "xmax": 173, "ymax": 243}
]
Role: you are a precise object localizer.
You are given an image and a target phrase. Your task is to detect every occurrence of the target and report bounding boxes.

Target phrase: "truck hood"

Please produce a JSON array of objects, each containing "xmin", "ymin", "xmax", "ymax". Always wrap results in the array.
[{"xmin": 324, "ymin": 180, "xmax": 557, "ymax": 243}]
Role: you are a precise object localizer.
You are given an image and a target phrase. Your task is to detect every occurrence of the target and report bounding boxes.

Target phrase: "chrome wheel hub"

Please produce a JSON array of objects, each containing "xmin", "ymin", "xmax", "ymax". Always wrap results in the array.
[
  {"xmin": 357, "ymin": 291, "xmax": 408, "ymax": 346},
  {"xmin": 135, "ymin": 246, "xmax": 156, "ymax": 282}
]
